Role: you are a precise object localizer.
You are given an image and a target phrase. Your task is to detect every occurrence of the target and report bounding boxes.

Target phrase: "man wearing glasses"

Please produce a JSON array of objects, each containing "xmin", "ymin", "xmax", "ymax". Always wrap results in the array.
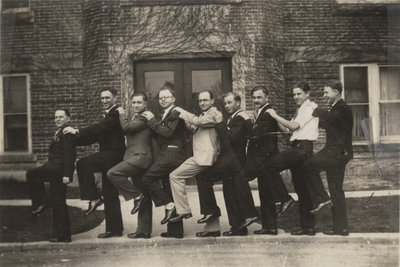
[
  {"xmin": 167, "ymin": 90, "xmax": 223, "ymax": 224},
  {"xmin": 140, "ymin": 84, "xmax": 187, "ymax": 238}
]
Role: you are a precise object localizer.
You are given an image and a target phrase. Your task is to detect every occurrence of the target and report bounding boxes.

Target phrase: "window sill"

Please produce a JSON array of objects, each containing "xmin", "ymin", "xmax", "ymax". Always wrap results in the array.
[
  {"xmin": 1, "ymin": 10, "xmax": 34, "ymax": 24},
  {"xmin": 0, "ymin": 153, "xmax": 37, "ymax": 163}
]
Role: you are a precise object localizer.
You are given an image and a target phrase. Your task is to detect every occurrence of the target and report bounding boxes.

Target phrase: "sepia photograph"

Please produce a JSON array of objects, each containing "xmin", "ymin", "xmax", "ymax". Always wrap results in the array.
[{"xmin": 0, "ymin": 0, "xmax": 399, "ymax": 266}]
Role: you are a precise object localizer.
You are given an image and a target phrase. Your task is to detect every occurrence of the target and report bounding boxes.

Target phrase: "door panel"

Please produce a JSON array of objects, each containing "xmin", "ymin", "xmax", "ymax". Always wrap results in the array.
[{"xmin": 135, "ymin": 58, "xmax": 232, "ymax": 117}]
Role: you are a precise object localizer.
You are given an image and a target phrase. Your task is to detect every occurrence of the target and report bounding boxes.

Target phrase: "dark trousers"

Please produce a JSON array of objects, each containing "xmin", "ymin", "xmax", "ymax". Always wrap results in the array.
[
  {"xmin": 303, "ymin": 148, "xmax": 349, "ymax": 230},
  {"xmin": 262, "ymin": 140, "xmax": 315, "ymax": 229},
  {"xmin": 26, "ymin": 162, "xmax": 71, "ymax": 239},
  {"xmin": 107, "ymin": 161, "xmax": 152, "ymax": 234},
  {"xmin": 244, "ymin": 153, "xmax": 291, "ymax": 230},
  {"xmin": 196, "ymin": 155, "xmax": 258, "ymax": 229},
  {"xmin": 76, "ymin": 152, "xmax": 123, "ymax": 233},
  {"xmin": 244, "ymin": 155, "xmax": 291, "ymax": 204}
]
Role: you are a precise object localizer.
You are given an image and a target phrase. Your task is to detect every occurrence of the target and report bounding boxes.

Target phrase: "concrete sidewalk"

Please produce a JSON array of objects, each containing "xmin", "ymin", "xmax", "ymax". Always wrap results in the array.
[{"xmin": 0, "ymin": 189, "xmax": 399, "ymax": 252}]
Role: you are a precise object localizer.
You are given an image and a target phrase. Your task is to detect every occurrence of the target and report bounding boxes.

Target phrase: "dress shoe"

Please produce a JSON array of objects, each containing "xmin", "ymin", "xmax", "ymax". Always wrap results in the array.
[
  {"xmin": 97, "ymin": 231, "xmax": 123, "ymax": 238},
  {"xmin": 277, "ymin": 197, "xmax": 295, "ymax": 216},
  {"xmin": 131, "ymin": 194, "xmax": 150, "ymax": 215},
  {"xmin": 197, "ymin": 213, "xmax": 221, "ymax": 224},
  {"xmin": 290, "ymin": 227, "xmax": 316, "ymax": 236},
  {"xmin": 160, "ymin": 232, "xmax": 183, "ymax": 239},
  {"xmin": 85, "ymin": 198, "xmax": 103, "ymax": 216},
  {"xmin": 169, "ymin": 213, "xmax": 192, "ymax": 223},
  {"xmin": 239, "ymin": 216, "xmax": 259, "ymax": 228},
  {"xmin": 254, "ymin": 228, "xmax": 278, "ymax": 235},
  {"xmin": 49, "ymin": 237, "xmax": 71, "ymax": 243},
  {"xmin": 161, "ymin": 207, "xmax": 176, "ymax": 225},
  {"xmin": 223, "ymin": 228, "xmax": 248, "ymax": 236},
  {"xmin": 196, "ymin": 231, "xmax": 221, "ymax": 237},
  {"xmin": 323, "ymin": 229, "xmax": 349, "ymax": 236},
  {"xmin": 310, "ymin": 200, "xmax": 332, "ymax": 214},
  {"xmin": 32, "ymin": 204, "xmax": 47, "ymax": 216},
  {"xmin": 127, "ymin": 232, "xmax": 151, "ymax": 239}
]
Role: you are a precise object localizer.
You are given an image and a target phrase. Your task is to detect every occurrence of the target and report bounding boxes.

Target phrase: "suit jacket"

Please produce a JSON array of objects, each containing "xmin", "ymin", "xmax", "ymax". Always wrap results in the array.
[
  {"xmin": 77, "ymin": 106, "xmax": 125, "ymax": 154},
  {"xmin": 119, "ymin": 112, "xmax": 153, "ymax": 169},
  {"xmin": 178, "ymin": 107, "xmax": 222, "ymax": 166},
  {"xmin": 313, "ymin": 99, "xmax": 353, "ymax": 159},
  {"xmin": 48, "ymin": 126, "xmax": 77, "ymax": 181},
  {"xmin": 247, "ymin": 104, "xmax": 279, "ymax": 162},
  {"xmin": 226, "ymin": 110, "xmax": 253, "ymax": 163},
  {"xmin": 147, "ymin": 106, "xmax": 187, "ymax": 167}
]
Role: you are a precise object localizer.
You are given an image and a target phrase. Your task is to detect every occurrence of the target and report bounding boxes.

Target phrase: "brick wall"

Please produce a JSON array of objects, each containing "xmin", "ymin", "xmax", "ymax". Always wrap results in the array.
[
  {"xmin": 1, "ymin": 0, "xmax": 84, "ymax": 161},
  {"xmin": 1, "ymin": 0, "xmax": 398, "ymax": 167}
]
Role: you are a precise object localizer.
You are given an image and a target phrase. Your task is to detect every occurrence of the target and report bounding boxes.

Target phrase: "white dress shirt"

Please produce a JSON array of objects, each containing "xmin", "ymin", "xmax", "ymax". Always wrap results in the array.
[{"xmin": 290, "ymin": 99, "xmax": 319, "ymax": 142}]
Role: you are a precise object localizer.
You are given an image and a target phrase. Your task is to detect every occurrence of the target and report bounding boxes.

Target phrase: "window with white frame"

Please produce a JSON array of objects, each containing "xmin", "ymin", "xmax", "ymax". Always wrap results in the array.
[
  {"xmin": 341, "ymin": 64, "xmax": 400, "ymax": 144},
  {"xmin": 0, "ymin": 74, "xmax": 31, "ymax": 153}
]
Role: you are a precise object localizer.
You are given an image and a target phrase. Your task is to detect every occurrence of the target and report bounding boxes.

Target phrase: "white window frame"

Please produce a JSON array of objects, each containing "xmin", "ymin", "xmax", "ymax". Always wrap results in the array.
[
  {"xmin": 340, "ymin": 63, "xmax": 400, "ymax": 145},
  {"xmin": 0, "ymin": 73, "xmax": 32, "ymax": 155}
]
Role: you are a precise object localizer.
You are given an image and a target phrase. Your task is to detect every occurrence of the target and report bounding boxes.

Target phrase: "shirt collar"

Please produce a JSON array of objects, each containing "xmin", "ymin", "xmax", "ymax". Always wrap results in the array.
[
  {"xmin": 230, "ymin": 109, "xmax": 242, "ymax": 119},
  {"xmin": 299, "ymin": 99, "xmax": 311, "ymax": 108},
  {"xmin": 105, "ymin": 104, "xmax": 117, "ymax": 114},
  {"xmin": 162, "ymin": 105, "xmax": 174, "ymax": 119},
  {"xmin": 331, "ymin": 98, "xmax": 341, "ymax": 108}
]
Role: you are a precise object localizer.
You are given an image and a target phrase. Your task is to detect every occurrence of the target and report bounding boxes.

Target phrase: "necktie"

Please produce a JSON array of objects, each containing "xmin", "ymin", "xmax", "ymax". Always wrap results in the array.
[
  {"xmin": 327, "ymin": 104, "xmax": 333, "ymax": 112},
  {"xmin": 54, "ymin": 129, "xmax": 61, "ymax": 141},
  {"xmin": 254, "ymin": 108, "xmax": 259, "ymax": 121}
]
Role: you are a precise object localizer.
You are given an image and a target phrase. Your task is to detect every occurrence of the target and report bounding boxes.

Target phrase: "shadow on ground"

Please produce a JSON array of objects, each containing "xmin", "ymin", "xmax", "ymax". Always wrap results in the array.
[{"xmin": 0, "ymin": 206, "xmax": 104, "ymax": 243}]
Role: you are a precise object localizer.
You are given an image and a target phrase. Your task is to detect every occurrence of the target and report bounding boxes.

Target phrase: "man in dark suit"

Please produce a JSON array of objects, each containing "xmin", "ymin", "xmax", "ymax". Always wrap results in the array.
[
  {"xmin": 140, "ymin": 85, "xmax": 187, "ymax": 238},
  {"xmin": 303, "ymin": 82, "xmax": 353, "ymax": 236},
  {"xmin": 244, "ymin": 86, "xmax": 293, "ymax": 235},
  {"xmin": 26, "ymin": 109, "xmax": 76, "ymax": 242},
  {"xmin": 107, "ymin": 92, "xmax": 153, "ymax": 239},
  {"xmin": 262, "ymin": 82, "xmax": 319, "ymax": 236},
  {"xmin": 63, "ymin": 88, "xmax": 125, "ymax": 238},
  {"xmin": 195, "ymin": 92, "xmax": 259, "ymax": 237}
]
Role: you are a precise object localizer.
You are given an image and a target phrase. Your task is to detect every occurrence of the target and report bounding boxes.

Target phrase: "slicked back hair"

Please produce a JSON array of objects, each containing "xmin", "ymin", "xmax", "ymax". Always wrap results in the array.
[
  {"xmin": 132, "ymin": 92, "xmax": 148, "ymax": 102},
  {"xmin": 223, "ymin": 92, "xmax": 241, "ymax": 103},
  {"xmin": 295, "ymin": 82, "xmax": 310, "ymax": 93},
  {"xmin": 199, "ymin": 90, "xmax": 214, "ymax": 100},
  {"xmin": 251, "ymin": 86, "xmax": 268, "ymax": 97}
]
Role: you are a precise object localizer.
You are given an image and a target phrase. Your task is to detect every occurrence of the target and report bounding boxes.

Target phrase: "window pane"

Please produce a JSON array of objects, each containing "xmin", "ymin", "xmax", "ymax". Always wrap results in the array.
[
  {"xmin": 4, "ymin": 114, "xmax": 28, "ymax": 151},
  {"xmin": 380, "ymin": 103, "xmax": 400, "ymax": 137},
  {"xmin": 380, "ymin": 66, "xmax": 400, "ymax": 101},
  {"xmin": 191, "ymin": 70, "xmax": 222, "ymax": 94},
  {"xmin": 144, "ymin": 71, "xmax": 174, "ymax": 100},
  {"xmin": 3, "ymin": 76, "xmax": 27, "ymax": 113},
  {"xmin": 191, "ymin": 70, "xmax": 223, "ymax": 115},
  {"xmin": 349, "ymin": 104, "xmax": 369, "ymax": 141},
  {"xmin": 344, "ymin": 67, "xmax": 369, "ymax": 103},
  {"xmin": 2, "ymin": 0, "xmax": 29, "ymax": 9}
]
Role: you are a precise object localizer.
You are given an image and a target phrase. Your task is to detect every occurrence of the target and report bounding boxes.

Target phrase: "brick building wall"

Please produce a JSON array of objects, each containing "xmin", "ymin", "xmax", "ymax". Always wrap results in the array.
[
  {"xmin": 1, "ymin": 0, "xmax": 398, "ymax": 180},
  {"xmin": 1, "ymin": 0, "xmax": 84, "ymax": 162}
]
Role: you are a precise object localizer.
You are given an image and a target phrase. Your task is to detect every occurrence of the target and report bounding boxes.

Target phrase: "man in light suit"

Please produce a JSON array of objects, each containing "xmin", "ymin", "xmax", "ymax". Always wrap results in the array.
[
  {"xmin": 195, "ymin": 92, "xmax": 259, "ymax": 237},
  {"xmin": 168, "ymin": 90, "xmax": 223, "ymax": 223},
  {"xmin": 141, "ymin": 85, "xmax": 187, "ymax": 238},
  {"xmin": 107, "ymin": 92, "xmax": 153, "ymax": 239},
  {"xmin": 303, "ymin": 82, "xmax": 353, "ymax": 236},
  {"xmin": 63, "ymin": 88, "xmax": 125, "ymax": 239}
]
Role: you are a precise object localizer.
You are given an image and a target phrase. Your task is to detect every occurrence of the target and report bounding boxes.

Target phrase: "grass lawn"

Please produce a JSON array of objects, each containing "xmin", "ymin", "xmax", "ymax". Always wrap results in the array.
[
  {"xmin": 277, "ymin": 195, "xmax": 399, "ymax": 233},
  {"xmin": 0, "ymin": 180, "xmax": 398, "ymax": 243}
]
